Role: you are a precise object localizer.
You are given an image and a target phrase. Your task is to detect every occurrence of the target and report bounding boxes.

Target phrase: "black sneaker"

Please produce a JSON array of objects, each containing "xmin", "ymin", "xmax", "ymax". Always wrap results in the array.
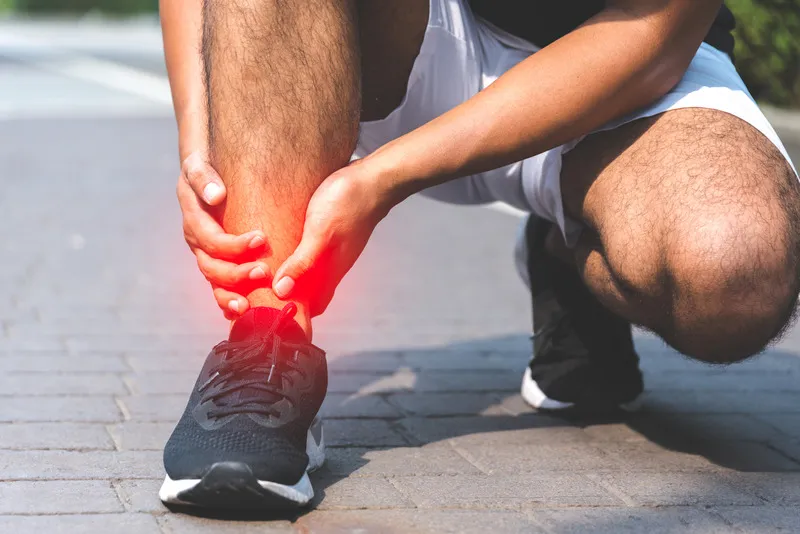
[
  {"xmin": 159, "ymin": 303, "xmax": 327, "ymax": 510},
  {"xmin": 515, "ymin": 216, "xmax": 644, "ymax": 411}
]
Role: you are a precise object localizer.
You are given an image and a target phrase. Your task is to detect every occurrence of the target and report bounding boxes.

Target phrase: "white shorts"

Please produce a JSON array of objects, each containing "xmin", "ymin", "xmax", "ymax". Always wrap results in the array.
[{"xmin": 356, "ymin": 0, "xmax": 798, "ymax": 246}]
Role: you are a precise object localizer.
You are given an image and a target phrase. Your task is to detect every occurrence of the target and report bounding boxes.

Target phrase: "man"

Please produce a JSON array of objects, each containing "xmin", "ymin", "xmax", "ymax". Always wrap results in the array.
[{"xmin": 158, "ymin": 0, "xmax": 800, "ymax": 510}]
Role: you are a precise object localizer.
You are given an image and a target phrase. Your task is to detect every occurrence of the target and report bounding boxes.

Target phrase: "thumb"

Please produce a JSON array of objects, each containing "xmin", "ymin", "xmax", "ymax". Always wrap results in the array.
[
  {"xmin": 273, "ymin": 232, "xmax": 327, "ymax": 299},
  {"xmin": 183, "ymin": 152, "xmax": 227, "ymax": 206}
]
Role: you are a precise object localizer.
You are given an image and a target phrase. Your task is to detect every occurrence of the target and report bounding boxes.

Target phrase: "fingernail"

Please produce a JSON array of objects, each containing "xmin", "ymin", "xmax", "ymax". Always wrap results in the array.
[
  {"xmin": 228, "ymin": 300, "xmax": 239, "ymax": 312},
  {"xmin": 203, "ymin": 182, "xmax": 223, "ymax": 203},
  {"xmin": 248, "ymin": 235, "xmax": 265, "ymax": 249},
  {"xmin": 248, "ymin": 266, "xmax": 267, "ymax": 280},
  {"xmin": 274, "ymin": 277, "xmax": 295, "ymax": 297}
]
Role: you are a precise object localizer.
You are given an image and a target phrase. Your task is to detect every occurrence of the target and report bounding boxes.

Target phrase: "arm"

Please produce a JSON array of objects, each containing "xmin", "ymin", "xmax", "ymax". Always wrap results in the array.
[
  {"xmin": 161, "ymin": 0, "xmax": 269, "ymax": 319},
  {"xmin": 370, "ymin": 0, "xmax": 723, "ymax": 201},
  {"xmin": 272, "ymin": 0, "xmax": 722, "ymax": 306},
  {"xmin": 160, "ymin": 0, "xmax": 207, "ymax": 161}
]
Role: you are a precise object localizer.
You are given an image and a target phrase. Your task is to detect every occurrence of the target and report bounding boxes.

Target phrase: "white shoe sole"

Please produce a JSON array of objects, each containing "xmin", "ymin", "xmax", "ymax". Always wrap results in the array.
[
  {"xmin": 521, "ymin": 367, "xmax": 642, "ymax": 412},
  {"xmin": 159, "ymin": 417, "xmax": 325, "ymax": 509}
]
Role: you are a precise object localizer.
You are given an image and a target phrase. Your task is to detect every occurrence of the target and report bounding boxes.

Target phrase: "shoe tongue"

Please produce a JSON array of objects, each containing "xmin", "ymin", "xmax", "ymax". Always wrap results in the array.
[{"xmin": 229, "ymin": 306, "xmax": 307, "ymax": 344}]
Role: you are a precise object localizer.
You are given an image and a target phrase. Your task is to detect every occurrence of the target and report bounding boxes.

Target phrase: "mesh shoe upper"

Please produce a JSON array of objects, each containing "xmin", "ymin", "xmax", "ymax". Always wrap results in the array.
[{"xmin": 163, "ymin": 305, "xmax": 327, "ymax": 485}]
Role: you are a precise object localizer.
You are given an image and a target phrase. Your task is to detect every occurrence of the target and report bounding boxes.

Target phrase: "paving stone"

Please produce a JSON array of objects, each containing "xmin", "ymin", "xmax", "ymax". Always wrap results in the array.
[
  {"xmin": 298, "ymin": 509, "xmax": 543, "ymax": 533},
  {"xmin": 106, "ymin": 422, "xmax": 174, "ymax": 450},
  {"xmin": 321, "ymin": 446, "xmax": 482, "ymax": 477},
  {"xmin": 399, "ymin": 415, "xmax": 578, "ymax": 446},
  {"xmin": 158, "ymin": 515, "xmax": 294, "ymax": 533},
  {"xmin": 767, "ymin": 438, "xmax": 800, "ymax": 464},
  {"xmin": 126, "ymin": 353, "xmax": 206, "ymax": 372},
  {"xmin": 722, "ymin": 473, "xmax": 800, "ymax": 505},
  {"xmin": 2, "ymin": 354, "xmax": 129, "ymax": 373},
  {"xmin": 0, "ymin": 513, "xmax": 161, "ymax": 533},
  {"xmin": 327, "ymin": 352, "xmax": 405, "ymax": 372},
  {"xmin": 113, "ymin": 479, "xmax": 165, "ymax": 513},
  {"xmin": 0, "ymin": 450, "xmax": 163, "ymax": 479},
  {"xmin": 756, "ymin": 414, "xmax": 800, "ymax": 439},
  {"xmin": 324, "ymin": 419, "xmax": 408, "ymax": 447},
  {"xmin": 328, "ymin": 370, "xmax": 415, "ymax": 394},
  {"xmin": 320, "ymin": 393, "xmax": 403, "ymax": 419},
  {"xmin": 626, "ymin": 413, "xmax": 790, "ymax": 443},
  {"xmin": 592, "ymin": 473, "xmax": 762, "ymax": 506},
  {"xmin": 395, "ymin": 474, "xmax": 621, "ymax": 508},
  {"xmin": 402, "ymin": 352, "xmax": 512, "ymax": 371},
  {"xmin": 0, "ymin": 423, "xmax": 115, "ymax": 450},
  {"xmin": 311, "ymin": 476, "xmax": 415, "ymax": 510},
  {"xmin": 123, "ymin": 372, "xmax": 196, "ymax": 395},
  {"xmin": 645, "ymin": 370, "xmax": 800, "ymax": 391},
  {"xmin": 117, "ymin": 395, "xmax": 185, "ymax": 422},
  {"xmin": 387, "ymin": 393, "xmax": 505, "ymax": 417},
  {"xmin": 529, "ymin": 507, "xmax": 733, "ymax": 533},
  {"xmin": 640, "ymin": 390, "xmax": 800, "ymax": 414},
  {"xmin": 592, "ymin": 440, "xmax": 727, "ymax": 472},
  {"xmin": 453, "ymin": 442, "xmax": 616, "ymax": 473},
  {"xmin": 712, "ymin": 506, "xmax": 800, "ymax": 533},
  {"xmin": 0, "ymin": 480, "xmax": 122, "ymax": 514},
  {"xmin": 0, "ymin": 374, "xmax": 126, "ymax": 396},
  {"xmin": 0, "ymin": 396, "xmax": 122, "ymax": 423}
]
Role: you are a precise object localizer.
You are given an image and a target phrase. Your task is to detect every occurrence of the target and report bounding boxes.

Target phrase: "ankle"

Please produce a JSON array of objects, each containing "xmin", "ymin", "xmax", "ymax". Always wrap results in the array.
[{"xmin": 245, "ymin": 288, "xmax": 313, "ymax": 340}]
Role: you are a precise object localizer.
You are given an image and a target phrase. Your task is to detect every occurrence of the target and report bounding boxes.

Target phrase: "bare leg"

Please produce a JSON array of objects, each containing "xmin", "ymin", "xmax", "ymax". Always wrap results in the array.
[
  {"xmin": 559, "ymin": 109, "xmax": 800, "ymax": 362},
  {"xmin": 203, "ymin": 0, "xmax": 361, "ymax": 335}
]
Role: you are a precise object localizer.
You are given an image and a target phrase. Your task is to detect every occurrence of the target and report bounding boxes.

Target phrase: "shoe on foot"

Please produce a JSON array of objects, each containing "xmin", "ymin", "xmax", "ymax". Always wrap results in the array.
[
  {"xmin": 515, "ymin": 215, "xmax": 644, "ymax": 412},
  {"xmin": 159, "ymin": 303, "xmax": 327, "ymax": 510}
]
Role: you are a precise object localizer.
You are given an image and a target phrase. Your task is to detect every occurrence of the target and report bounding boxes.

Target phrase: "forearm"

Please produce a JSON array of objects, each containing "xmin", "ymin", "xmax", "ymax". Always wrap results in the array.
[
  {"xmin": 368, "ymin": 0, "xmax": 721, "ymax": 203},
  {"xmin": 160, "ymin": 0, "xmax": 207, "ymax": 161}
]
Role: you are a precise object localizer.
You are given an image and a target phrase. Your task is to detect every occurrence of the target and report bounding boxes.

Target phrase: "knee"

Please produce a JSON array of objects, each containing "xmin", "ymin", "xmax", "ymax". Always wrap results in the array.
[{"xmin": 660, "ymin": 209, "xmax": 800, "ymax": 363}]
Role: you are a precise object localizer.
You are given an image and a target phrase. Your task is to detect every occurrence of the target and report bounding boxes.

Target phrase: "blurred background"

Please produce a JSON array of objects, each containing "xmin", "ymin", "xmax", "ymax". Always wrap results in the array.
[{"xmin": 0, "ymin": 0, "xmax": 798, "ymax": 107}]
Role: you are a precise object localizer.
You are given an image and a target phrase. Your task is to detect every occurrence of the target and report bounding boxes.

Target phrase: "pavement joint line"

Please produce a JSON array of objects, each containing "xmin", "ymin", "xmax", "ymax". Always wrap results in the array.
[{"xmin": 584, "ymin": 473, "xmax": 637, "ymax": 507}]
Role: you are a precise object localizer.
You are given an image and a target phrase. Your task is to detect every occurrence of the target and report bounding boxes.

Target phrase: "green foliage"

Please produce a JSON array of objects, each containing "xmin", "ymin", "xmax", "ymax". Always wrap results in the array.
[
  {"xmin": 13, "ymin": 0, "xmax": 157, "ymax": 15},
  {"xmin": 727, "ymin": 0, "xmax": 800, "ymax": 107}
]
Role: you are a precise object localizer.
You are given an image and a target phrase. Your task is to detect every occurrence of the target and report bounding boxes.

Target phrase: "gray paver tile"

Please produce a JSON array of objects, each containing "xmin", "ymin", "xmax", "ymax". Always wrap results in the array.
[
  {"xmin": 0, "ymin": 450, "xmax": 163, "ymax": 479},
  {"xmin": 0, "ymin": 480, "xmax": 122, "ymax": 514},
  {"xmin": 123, "ymin": 372, "xmax": 196, "ymax": 395},
  {"xmin": 592, "ymin": 473, "xmax": 762, "ymax": 506},
  {"xmin": 324, "ymin": 419, "xmax": 408, "ymax": 447},
  {"xmin": 0, "ymin": 513, "xmax": 161, "ymax": 533},
  {"xmin": 640, "ymin": 390, "xmax": 800, "ymax": 414},
  {"xmin": 0, "ymin": 423, "xmax": 115, "ymax": 450},
  {"xmin": 0, "ymin": 374, "xmax": 126, "ymax": 396},
  {"xmin": 722, "ymin": 473, "xmax": 800, "ymax": 505},
  {"xmin": 454, "ymin": 442, "xmax": 616, "ymax": 473},
  {"xmin": 627, "ymin": 413, "xmax": 791, "ymax": 442},
  {"xmin": 399, "ymin": 415, "xmax": 577, "ymax": 446},
  {"xmin": 312, "ymin": 476, "xmax": 415, "ymax": 509},
  {"xmin": 757, "ymin": 414, "xmax": 800, "ymax": 439},
  {"xmin": 117, "ymin": 395, "xmax": 184, "ymax": 422},
  {"xmin": 592, "ymin": 440, "xmax": 736, "ymax": 472},
  {"xmin": 712, "ymin": 506, "xmax": 800, "ymax": 533},
  {"xmin": 0, "ymin": 396, "xmax": 122, "ymax": 423},
  {"xmin": 529, "ymin": 507, "xmax": 734, "ymax": 533},
  {"xmin": 114, "ymin": 479, "xmax": 165, "ymax": 513},
  {"xmin": 320, "ymin": 393, "xmax": 403, "ymax": 419},
  {"xmin": 2, "ymin": 354, "xmax": 128, "ymax": 373},
  {"xmin": 321, "ymin": 446, "xmax": 482, "ymax": 477},
  {"xmin": 298, "ymin": 509, "xmax": 543, "ymax": 533},
  {"xmin": 158, "ymin": 514, "xmax": 294, "ymax": 533},
  {"xmin": 106, "ymin": 422, "xmax": 174, "ymax": 450},
  {"xmin": 395, "ymin": 474, "xmax": 621, "ymax": 508},
  {"xmin": 387, "ymin": 392, "xmax": 504, "ymax": 416}
]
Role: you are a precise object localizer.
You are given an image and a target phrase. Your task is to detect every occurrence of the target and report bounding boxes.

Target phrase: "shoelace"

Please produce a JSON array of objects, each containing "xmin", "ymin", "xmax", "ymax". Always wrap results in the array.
[{"xmin": 197, "ymin": 303, "xmax": 310, "ymax": 418}]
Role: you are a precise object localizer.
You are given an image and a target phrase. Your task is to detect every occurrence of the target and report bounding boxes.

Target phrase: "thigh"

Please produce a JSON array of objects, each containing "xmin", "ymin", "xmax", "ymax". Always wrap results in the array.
[{"xmin": 357, "ymin": 0, "xmax": 429, "ymax": 122}]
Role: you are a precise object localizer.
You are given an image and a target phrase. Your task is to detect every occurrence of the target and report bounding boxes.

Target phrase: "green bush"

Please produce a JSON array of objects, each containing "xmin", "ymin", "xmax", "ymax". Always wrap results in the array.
[
  {"xmin": 14, "ymin": 0, "xmax": 156, "ymax": 15},
  {"xmin": 728, "ymin": 0, "xmax": 800, "ymax": 107}
]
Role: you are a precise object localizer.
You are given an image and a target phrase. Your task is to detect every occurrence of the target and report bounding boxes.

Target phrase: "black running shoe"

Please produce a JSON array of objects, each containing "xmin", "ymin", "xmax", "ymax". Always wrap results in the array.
[
  {"xmin": 159, "ymin": 303, "xmax": 326, "ymax": 510},
  {"xmin": 515, "ymin": 215, "xmax": 644, "ymax": 411}
]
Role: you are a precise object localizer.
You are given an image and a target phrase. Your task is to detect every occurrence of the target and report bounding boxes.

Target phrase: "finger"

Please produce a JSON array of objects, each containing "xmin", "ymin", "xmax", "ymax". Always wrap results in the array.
[
  {"xmin": 213, "ymin": 287, "xmax": 250, "ymax": 317},
  {"xmin": 273, "ymin": 233, "xmax": 328, "ymax": 299},
  {"xmin": 196, "ymin": 249, "xmax": 270, "ymax": 288},
  {"xmin": 182, "ymin": 152, "xmax": 227, "ymax": 206}
]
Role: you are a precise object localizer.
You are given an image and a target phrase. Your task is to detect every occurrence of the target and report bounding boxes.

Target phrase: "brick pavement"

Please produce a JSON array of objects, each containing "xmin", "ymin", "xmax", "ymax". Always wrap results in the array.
[{"xmin": 2, "ymin": 26, "xmax": 800, "ymax": 533}]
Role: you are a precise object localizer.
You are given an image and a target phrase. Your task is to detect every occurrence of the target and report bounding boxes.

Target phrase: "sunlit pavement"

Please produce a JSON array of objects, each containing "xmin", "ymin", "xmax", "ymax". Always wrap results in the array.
[{"xmin": 2, "ymin": 18, "xmax": 800, "ymax": 533}]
